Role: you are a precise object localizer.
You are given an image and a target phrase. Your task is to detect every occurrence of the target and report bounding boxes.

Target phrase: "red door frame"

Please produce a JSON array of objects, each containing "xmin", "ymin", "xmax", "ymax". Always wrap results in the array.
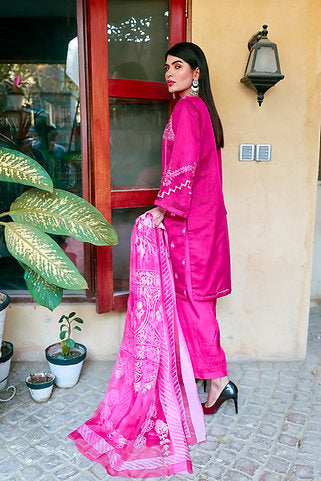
[{"xmin": 79, "ymin": 0, "xmax": 186, "ymax": 312}]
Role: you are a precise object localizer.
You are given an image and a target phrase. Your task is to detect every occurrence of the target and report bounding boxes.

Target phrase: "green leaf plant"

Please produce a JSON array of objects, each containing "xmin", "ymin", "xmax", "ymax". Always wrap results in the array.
[
  {"xmin": 58, "ymin": 311, "xmax": 83, "ymax": 358},
  {"xmin": 0, "ymin": 147, "xmax": 118, "ymax": 310}
]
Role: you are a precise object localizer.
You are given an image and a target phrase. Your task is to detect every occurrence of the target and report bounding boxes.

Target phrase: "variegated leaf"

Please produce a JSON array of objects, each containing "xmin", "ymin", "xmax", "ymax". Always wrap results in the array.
[
  {"xmin": 19, "ymin": 262, "xmax": 63, "ymax": 311},
  {"xmin": 4, "ymin": 222, "xmax": 87, "ymax": 290},
  {"xmin": 10, "ymin": 188, "xmax": 118, "ymax": 245},
  {"xmin": 0, "ymin": 147, "xmax": 53, "ymax": 192}
]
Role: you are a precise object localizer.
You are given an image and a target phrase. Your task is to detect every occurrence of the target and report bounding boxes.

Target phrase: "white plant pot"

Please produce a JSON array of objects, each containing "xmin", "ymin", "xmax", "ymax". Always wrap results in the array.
[
  {"xmin": 6, "ymin": 94, "xmax": 24, "ymax": 110},
  {"xmin": 0, "ymin": 292, "xmax": 10, "ymax": 353},
  {"xmin": 45, "ymin": 342, "xmax": 86, "ymax": 388},
  {"xmin": 26, "ymin": 372, "xmax": 55, "ymax": 402}
]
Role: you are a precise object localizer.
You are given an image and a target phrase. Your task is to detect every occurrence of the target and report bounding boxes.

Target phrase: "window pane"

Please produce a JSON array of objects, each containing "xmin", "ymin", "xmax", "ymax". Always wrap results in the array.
[
  {"xmin": 110, "ymin": 99, "xmax": 167, "ymax": 187},
  {"xmin": 0, "ymin": 1, "xmax": 84, "ymax": 292},
  {"xmin": 108, "ymin": 0, "xmax": 169, "ymax": 82},
  {"xmin": 112, "ymin": 207, "xmax": 152, "ymax": 294}
]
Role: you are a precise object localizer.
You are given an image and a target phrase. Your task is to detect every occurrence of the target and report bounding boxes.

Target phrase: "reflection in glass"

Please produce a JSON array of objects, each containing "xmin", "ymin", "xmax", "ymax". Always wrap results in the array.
[
  {"xmin": 112, "ymin": 207, "xmax": 151, "ymax": 293},
  {"xmin": 0, "ymin": 0, "xmax": 84, "ymax": 292},
  {"xmin": 108, "ymin": 0, "xmax": 168, "ymax": 82},
  {"xmin": 110, "ymin": 99, "xmax": 167, "ymax": 187}
]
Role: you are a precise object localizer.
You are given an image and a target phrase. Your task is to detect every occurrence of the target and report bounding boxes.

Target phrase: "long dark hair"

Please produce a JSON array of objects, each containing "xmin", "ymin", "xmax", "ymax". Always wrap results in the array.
[{"xmin": 166, "ymin": 42, "xmax": 224, "ymax": 150}]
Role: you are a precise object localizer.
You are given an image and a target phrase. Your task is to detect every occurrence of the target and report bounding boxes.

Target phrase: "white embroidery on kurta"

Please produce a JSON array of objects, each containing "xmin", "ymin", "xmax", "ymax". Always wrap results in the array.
[
  {"xmin": 162, "ymin": 117, "xmax": 175, "ymax": 141},
  {"xmin": 162, "ymin": 162, "xmax": 197, "ymax": 187},
  {"xmin": 157, "ymin": 179, "xmax": 192, "ymax": 198}
]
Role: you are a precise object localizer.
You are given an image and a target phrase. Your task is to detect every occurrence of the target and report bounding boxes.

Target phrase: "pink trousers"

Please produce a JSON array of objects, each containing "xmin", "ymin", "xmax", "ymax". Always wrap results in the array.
[
  {"xmin": 173, "ymin": 228, "xmax": 227, "ymax": 380},
  {"xmin": 176, "ymin": 296, "xmax": 227, "ymax": 379}
]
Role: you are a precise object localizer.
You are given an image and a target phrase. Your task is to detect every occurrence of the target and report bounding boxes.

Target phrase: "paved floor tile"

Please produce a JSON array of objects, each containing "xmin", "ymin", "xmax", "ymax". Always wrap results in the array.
[
  {"xmin": 259, "ymin": 472, "xmax": 284, "ymax": 481},
  {"xmin": 20, "ymin": 465, "xmax": 46, "ymax": 480},
  {"xmin": 293, "ymin": 464, "xmax": 314, "ymax": 479},
  {"xmin": 0, "ymin": 307, "xmax": 321, "ymax": 480}
]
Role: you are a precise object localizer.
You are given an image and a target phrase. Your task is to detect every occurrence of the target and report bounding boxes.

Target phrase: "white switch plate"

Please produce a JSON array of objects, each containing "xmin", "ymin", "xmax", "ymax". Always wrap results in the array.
[
  {"xmin": 239, "ymin": 144, "xmax": 255, "ymax": 161},
  {"xmin": 255, "ymin": 144, "xmax": 271, "ymax": 161}
]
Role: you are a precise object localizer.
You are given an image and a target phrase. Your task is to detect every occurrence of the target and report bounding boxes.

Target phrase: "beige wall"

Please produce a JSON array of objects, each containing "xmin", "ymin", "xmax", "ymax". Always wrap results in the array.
[
  {"xmin": 311, "ymin": 183, "xmax": 321, "ymax": 303},
  {"xmin": 193, "ymin": 0, "xmax": 321, "ymax": 359},
  {"xmin": 3, "ymin": 0, "xmax": 321, "ymax": 361},
  {"xmin": 4, "ymin": 303, "xmax": 126, "ymax": 361}
]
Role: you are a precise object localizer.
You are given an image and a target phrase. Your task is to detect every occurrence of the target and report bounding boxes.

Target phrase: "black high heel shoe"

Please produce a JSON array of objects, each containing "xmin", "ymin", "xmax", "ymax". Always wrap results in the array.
[{"xmin": 202, "ymin": 380, "xmax": 238, "ymax": 415}]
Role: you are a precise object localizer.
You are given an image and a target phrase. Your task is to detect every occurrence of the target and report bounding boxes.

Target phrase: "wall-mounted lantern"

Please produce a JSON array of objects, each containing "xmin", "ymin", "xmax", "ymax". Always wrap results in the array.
[{"xmin": 240, "ymin": 25, "xmax": 284, "ymax": 106}]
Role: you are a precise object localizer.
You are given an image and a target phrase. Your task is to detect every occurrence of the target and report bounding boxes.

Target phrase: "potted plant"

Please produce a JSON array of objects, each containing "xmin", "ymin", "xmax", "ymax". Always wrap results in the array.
[
  {"xmin": 0, "ymin": 341, "xmax": 16, "ymax": 402},
  {"xmin": 0, "ymin": 146, "xmax": 117, "ymax": 389},
  {"xmin": 45, "ymin": 311, "xmax": 86, "ymax": 388},
  {"xmin": 3, "ymin": 76, "xmax": 28, "ymax": 110},
  {"xmin": 0, "ymin": 293, "xmax": 16, "ymax": 402},
  {"xmin": 0, "ymin": 291, "xmax": 10, "ymax": 349},
  {"xmin": 0, "ymin": 146, "xmax": 118, "ymax": 310},
  {"xmin": 25, "ymin": 371, "xmax": 55, "ymax": 402}
]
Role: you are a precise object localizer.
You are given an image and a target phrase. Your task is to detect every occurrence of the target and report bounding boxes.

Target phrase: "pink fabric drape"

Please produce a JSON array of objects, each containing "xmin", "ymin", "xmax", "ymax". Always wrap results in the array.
[{"xmin": 69, "ymin": 213, "xmax": 205, "ymax": 478}]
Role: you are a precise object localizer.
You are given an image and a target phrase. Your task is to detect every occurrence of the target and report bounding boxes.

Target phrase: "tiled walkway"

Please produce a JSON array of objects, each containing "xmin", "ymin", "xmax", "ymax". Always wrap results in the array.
[{"xmin": 0, "ymin": 307, "xmax": 321, "ymax": 481}]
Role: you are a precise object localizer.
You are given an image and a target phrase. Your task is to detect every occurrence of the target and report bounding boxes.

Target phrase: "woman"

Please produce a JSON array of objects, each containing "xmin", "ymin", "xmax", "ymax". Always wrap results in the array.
[
  {"xmin": 68, "ymin": 43, "xmax": 236, "ymax": 479},
  {"xmin": 150, "ymin": 42, "xmax": 238, "ymax": 414}
]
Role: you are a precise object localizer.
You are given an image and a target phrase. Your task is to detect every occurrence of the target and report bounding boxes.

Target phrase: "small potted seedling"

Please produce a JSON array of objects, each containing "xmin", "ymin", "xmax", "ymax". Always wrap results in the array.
[
  {"xmin": 26, "ymin": 371, "xmax": 55, "ymax": 402},
  {"xmin": 45, "ymin": 312, "xmax": 86, "ymax": 388}
]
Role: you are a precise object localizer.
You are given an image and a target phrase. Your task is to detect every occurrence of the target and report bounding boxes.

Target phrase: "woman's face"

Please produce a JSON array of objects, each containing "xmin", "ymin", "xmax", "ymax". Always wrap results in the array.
[{"xmin": 164, "ymin": 54, "xmax": 199, "ymax": 98}]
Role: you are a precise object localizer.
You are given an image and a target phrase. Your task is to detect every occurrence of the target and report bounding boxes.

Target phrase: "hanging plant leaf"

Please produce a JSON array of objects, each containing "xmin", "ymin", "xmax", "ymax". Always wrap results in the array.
[
  {"xmin": 0, "ymin": 147, "xmax": 53, "ymax": 192},
  {"xmin": 19, "ymin": 262, "xmax": 63, "ymax": 311},
  {"xmin": 4, "ymin": 222, "xmax": 88, "ymax": 290},
  {"xmin": 10, "ymin": 188, "xmax": 118, "ymax": 245}
]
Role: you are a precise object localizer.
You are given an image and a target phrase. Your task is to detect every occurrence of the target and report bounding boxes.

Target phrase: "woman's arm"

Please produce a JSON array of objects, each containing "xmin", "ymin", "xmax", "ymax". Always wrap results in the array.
[
  {"xmin": 154, "ymin": 99, "xmax": 200, "ymax": 218},
  {"xmin": 147, "ymin": 206, "xmax": 166, "ymax": 227}
]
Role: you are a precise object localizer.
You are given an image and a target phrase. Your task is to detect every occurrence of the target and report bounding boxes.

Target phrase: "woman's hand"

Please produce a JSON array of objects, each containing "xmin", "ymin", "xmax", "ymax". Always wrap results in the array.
[{"xmin": 147, "ymin": 207, "xmax": 166, "ymax": 227}]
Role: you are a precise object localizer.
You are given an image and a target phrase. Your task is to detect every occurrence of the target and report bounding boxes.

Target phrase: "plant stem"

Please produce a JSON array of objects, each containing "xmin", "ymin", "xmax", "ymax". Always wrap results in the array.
[{"xmin": 68, "ymin": 319, "xmax": 71, "ymax": 339}]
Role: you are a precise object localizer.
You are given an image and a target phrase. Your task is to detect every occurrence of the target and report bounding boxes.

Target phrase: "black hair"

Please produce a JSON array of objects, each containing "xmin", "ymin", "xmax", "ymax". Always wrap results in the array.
[{"xmin": 165, "ymin": 42, "xmax": 224, "ymax": 150}]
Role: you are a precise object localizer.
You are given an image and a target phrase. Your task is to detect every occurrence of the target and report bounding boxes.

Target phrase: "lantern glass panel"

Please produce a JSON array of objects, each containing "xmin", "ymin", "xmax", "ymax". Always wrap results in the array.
[
  {"xmin": 254, "ymin": 45, "xmax": 278, "ymax": 73},
  {"xmin": 245, "ymin": 48, "xmax": 255, "ymax": 75}
]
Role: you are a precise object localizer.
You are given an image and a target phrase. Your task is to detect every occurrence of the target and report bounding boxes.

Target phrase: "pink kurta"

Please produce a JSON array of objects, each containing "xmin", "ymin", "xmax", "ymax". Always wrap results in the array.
[{"xmin": 154, "ymin": 96, "xmax": 231, "ymax": 301}]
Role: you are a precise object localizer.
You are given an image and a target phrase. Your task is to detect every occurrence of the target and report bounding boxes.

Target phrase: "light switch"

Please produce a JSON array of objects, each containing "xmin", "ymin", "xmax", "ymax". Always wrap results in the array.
[
  {"xmin": 255, "ymin": 144, "xmax": 271, "ymax": 161},
  {"xmin": 239, "ymin": 144, "xmax": 255, "ymax": 161}
]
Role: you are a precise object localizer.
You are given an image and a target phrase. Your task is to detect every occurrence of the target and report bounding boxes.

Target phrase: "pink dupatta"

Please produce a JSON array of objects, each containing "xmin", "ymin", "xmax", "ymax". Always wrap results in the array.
[{"xmin": 68, "ymin": 213, "xmax": 205, "ymax": 478}]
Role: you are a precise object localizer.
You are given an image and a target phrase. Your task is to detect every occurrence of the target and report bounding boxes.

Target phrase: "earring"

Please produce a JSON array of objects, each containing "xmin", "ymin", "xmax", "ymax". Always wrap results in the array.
[
  {"xmin": 172, "ymin": 92, "xmax": 176, "ymax": 99},
  {"xmin": 191, "ymin": 79, "xmax": 199, "ymax": 96}
]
